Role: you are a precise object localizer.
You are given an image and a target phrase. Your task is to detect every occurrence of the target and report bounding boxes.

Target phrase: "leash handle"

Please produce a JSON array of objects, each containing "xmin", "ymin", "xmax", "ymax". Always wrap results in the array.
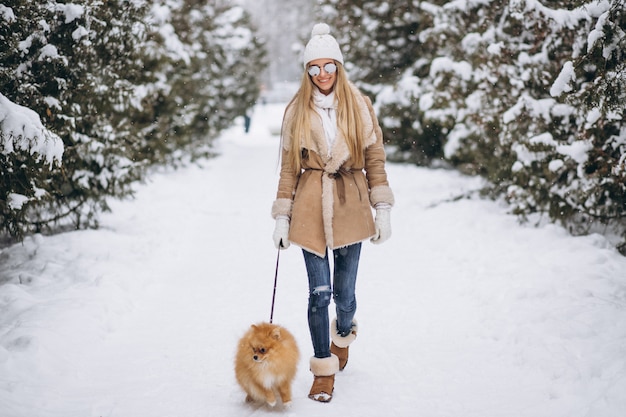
[{"xmin": 269, "ymin": 245, "xmax": 281, "ymax": 323}]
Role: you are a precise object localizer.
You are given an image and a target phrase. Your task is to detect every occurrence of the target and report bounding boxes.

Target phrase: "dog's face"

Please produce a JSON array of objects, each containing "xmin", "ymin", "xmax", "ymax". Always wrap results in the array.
[
  {"xmin": 244, "ymin": 324, "xmax": 283, "ymax": 363},
  {"xmin": 251, "ymin": 343, "xmax": 268, "ymax": 362}
]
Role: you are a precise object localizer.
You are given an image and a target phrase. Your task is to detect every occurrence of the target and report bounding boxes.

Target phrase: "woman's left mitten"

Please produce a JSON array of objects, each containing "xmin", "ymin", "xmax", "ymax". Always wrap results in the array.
[{"xmin": 371, "ymin": 208, "xmax": 391, "ymax": 244}]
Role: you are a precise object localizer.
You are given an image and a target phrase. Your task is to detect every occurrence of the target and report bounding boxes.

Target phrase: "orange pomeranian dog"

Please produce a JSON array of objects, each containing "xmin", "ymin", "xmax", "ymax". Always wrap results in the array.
[{"xmin": 235, "ymin": 322, "xmax": 300, "ymax": 407}]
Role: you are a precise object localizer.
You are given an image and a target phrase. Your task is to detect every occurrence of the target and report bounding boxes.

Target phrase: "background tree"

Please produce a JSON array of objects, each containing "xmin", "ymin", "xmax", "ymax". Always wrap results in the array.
[
  {"xmin": 1, "ymin": 0, "xmax": 151, "ymax": 237},
  {"xmin": 134, "ymin": 0, "xmax": 265, "ymax": 166},
  {"xmin": 1, "ymin": 0, "xmax": 266, "ymax": 242},
  {"xmin": 545, "ymin": 0, "xmax": 625, "ymax": 249}
]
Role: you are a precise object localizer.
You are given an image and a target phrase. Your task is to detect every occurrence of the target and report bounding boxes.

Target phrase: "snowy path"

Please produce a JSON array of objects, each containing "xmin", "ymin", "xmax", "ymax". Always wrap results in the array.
[{"xmin": 1, "ymin": 104, "xmax": 625, "ymax": 417}]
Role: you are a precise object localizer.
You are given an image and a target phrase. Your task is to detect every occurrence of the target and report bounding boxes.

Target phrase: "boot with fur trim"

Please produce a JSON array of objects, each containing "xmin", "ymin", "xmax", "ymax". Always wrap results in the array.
[
  {"xmin": 308, "ymin": 355, "xmax": 340, "ymax": 402},
  {"xmin": 330, "ymin": 318, "xmax": 358, "ymax": 371}
]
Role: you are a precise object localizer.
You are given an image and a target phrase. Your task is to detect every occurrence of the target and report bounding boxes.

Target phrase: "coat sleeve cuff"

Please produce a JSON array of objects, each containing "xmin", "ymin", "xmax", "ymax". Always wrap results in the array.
[
  {"xmin": 271, "ymin": 198, "xmax": 293, "ymax": 219},
  {"xmin": 369, "ymin": 185, "xmax": 395, "ymax": 208}
]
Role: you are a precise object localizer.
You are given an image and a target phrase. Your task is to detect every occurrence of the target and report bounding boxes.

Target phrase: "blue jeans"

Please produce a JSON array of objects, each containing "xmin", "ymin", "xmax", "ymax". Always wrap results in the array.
[{"xmin": 303, "ymin": 243, "xmax": 361, "ymax": 358}]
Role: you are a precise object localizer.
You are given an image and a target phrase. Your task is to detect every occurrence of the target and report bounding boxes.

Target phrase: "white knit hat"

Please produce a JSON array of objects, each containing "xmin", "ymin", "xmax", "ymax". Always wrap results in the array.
[{"xmin": 302, "ymin": 23, "xmax": 344, "ymax": 68}]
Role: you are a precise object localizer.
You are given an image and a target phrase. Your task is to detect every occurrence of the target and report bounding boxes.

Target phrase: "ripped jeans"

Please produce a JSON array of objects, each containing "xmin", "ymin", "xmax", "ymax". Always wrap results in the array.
[{"xmin": 303, "ymin": 243, "xmax": 361, "ymax": 358}]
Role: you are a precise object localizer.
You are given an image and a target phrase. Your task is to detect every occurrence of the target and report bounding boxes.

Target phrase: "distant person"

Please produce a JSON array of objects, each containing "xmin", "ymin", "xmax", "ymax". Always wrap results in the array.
[
  {"xmin": 271, "ymin": 23, "xmax": 394, "ymax": 402},
  {"xmin": 243, "ymin": 109, "xmax": 251, "ymax": 134}
]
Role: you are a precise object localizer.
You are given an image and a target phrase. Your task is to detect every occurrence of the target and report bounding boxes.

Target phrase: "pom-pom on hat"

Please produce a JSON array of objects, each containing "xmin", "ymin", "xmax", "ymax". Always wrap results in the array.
[{"xmin": 303, "ymin": 23, "xmax": 344, "ymax": 68}]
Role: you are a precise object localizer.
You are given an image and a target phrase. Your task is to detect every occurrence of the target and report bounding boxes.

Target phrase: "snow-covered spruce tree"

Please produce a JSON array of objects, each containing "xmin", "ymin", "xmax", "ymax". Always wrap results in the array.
[
  {"xmin": 540, "ymin": 0, "xmax": 625, "ymax": 250},
  {"xmin": 1, "ymin": 0, "xmax": 266, "ymax": 242},
  {"xmin": 209, "ymin": 4, "xmax": 265, "ymax": 132},
  {"xmin": 402, "ymin": 0, "xmax": 624, "ymax": 249},
  {"xmin": 446, "ymin": 0, "xmax": 625, "ymax": 251},
  {"xmin": 0, "ymin": 2, "xmax": 64, "ymax": 239},
  {"xmin": 135, "ymin": 0, "xmax": 265, "ymax": 166},
  {"xmin": 448, "ymin": 0, "xmax": 623, "ymax": 251},
  {"xmin": 1, "ymin": 0, "xmax": 152, "ymax": 239},
  {"xmin": 318, "ymin": 0, "xmax": 446, "ymax": 165},
  {"xmin": 318, "ymin": 0, "xmax": 425, "ymax": 84},
  {"xmin": 391, "ymin": 0, "xmax": 624, "ymax": 250},
  {"xmin": 0, "ymin": 93, "xmax": 64, "ymax": 239}
]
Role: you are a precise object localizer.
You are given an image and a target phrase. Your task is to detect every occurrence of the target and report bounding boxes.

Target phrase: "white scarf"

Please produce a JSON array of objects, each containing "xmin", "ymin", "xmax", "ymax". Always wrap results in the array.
[{"xmin": 313, "ymin": 88, "xmax": 337, "ymax": 153}]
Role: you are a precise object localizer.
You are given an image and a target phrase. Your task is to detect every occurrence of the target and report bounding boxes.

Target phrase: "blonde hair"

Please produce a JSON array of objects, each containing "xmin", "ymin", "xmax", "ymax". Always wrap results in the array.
[{"xmin": 282, "ymin": 62, "xmax": 366, "ymax": 175}]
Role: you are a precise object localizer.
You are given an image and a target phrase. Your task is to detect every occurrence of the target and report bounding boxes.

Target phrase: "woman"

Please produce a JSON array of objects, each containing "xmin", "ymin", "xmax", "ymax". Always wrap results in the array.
[{"xmin": 271, "ymin": 23, "xmax": 394, "ymax": 402}]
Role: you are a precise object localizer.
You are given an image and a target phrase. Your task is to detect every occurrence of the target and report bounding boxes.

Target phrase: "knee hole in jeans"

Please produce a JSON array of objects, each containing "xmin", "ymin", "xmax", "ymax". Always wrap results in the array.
[{"xmin": 309, "ymin": 285, "xmax": 332, "ymax": 313}]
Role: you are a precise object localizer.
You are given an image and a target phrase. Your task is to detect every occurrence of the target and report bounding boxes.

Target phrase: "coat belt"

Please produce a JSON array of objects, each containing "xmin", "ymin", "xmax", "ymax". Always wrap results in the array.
[{"xmin": 305, "ymin": 167, "xmax": 361, "ymax": 204}]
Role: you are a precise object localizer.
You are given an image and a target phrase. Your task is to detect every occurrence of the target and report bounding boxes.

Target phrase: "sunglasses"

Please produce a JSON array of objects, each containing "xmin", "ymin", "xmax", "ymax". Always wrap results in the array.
[{"xmin": 307, "ymin": 63, "xmax": 337, "ymax": 77}]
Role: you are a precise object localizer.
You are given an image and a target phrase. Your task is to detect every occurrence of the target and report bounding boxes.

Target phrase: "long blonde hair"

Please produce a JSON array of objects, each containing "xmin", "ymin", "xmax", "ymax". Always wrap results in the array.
[{"xmin": 282, "ymin": 62, "xmax": 366, "ymax": 175}]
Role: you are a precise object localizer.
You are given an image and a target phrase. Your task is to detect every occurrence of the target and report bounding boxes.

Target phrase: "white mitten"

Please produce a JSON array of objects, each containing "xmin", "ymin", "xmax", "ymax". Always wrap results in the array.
[
  {"xmin": 371, "ymin": 208, "xmax": 391, "ymax": 245},
  {"xmin": 273, "ymin": 216, "xmax": 290, "ymax": 249}
]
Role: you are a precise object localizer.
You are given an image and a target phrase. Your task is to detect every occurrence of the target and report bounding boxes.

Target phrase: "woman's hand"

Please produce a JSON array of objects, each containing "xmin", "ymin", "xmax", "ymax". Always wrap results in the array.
[
  {"xmin": 273, "ymin": 216, "xmax": 291, "ymax": 249},
  {"xmin": 371, "ymin": 208, "xmax": 391, "ymax": 245}
]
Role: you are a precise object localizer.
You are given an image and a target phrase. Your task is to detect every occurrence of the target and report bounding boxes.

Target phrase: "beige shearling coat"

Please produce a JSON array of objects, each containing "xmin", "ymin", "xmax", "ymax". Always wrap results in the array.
[{"xmin": 271, "ymin": 84, "xmax": 394, "ymax": 257}]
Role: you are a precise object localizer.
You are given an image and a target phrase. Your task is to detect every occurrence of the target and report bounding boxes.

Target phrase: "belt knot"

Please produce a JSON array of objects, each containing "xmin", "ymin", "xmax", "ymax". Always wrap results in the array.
[{"xmin": 327, "ymin": 168, "xmax": 358, "ymax": 204}]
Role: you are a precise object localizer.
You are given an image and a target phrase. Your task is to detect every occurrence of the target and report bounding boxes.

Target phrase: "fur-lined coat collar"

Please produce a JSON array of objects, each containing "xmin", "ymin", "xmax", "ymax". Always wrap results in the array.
[{"xmin": 281, "ymin": 82, "xmax": 377, "ymax": 173}]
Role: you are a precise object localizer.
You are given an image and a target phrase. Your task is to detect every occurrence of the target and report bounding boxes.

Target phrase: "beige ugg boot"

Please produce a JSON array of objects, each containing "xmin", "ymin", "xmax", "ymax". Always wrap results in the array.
[
  {"xmin": 330, "ymin": 318, "xmax": 358, "ymax": 371},
  {"xmin": 308, "ymin": 355, "xmax": 340, "ymax": 402}
]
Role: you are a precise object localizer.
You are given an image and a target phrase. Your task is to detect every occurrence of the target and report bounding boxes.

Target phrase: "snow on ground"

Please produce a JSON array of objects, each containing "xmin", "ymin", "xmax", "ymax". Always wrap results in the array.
[{"xmin": 1, "ymin": 103, "xmax": 625, "ymax": 417}]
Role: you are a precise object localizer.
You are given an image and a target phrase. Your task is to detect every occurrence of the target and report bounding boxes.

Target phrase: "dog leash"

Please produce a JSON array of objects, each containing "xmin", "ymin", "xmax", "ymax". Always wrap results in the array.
[{"xmin": 269, "ymin": 246, "xmax": 280, "ymax": 324}]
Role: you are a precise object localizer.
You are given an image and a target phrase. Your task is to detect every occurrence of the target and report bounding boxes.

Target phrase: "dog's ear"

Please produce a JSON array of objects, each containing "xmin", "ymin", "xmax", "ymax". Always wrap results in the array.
[
  {"xmin": 271, "ymin": 327, "xmax": 281, "ymax": 340},
  {"xmin": 250, "ymin": 324, "xmax": 258, "ymax": 331}
]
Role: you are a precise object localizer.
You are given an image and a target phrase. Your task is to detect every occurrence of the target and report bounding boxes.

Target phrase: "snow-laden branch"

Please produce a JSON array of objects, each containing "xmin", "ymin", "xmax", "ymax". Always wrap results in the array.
[
  {"xmin": 550, "ymin": 61, "xmax": 575, "ymax": 97},
  {"xmin": 510, "ymin": 0, "xmax": 610, "ymax": 29},
  {"xmin": 0, "ymin": 93, "xmax": 64, "ymax": 167}
]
